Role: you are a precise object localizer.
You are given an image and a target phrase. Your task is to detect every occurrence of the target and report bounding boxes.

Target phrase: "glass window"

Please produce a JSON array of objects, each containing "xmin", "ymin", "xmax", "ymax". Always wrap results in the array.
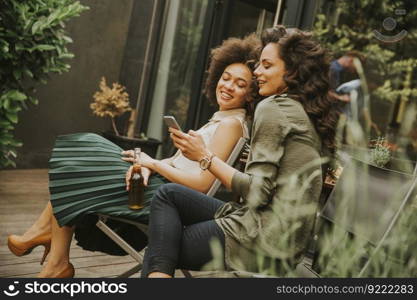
[
  {"xmin": 226, "ymin": 0, "xmax": 276, "ymax": 38},
  {"xmin": 147, "ymin": 0, "xmax": 209, "ymax": 158},
  {"xmin": 313, "ymin": 0, "xmax": 417, "ymax": 167}
]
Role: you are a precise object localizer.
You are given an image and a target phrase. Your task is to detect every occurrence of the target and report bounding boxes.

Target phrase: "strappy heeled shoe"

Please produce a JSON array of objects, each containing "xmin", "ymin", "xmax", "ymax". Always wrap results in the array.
[{"xmin": 7, "ymin": 232, "xmax": 51, "ymax": 265}]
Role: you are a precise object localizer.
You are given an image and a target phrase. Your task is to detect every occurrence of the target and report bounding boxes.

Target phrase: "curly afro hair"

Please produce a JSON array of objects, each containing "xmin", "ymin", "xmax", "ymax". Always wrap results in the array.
[{"xmin": 204, "ymin": 34, "xmax": 261, "ymax": 117}]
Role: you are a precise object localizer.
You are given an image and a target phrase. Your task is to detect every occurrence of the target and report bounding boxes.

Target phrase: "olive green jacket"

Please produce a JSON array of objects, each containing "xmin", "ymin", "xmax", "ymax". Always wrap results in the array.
[{"xmin": 214, "ymin": 94, "xmax": 323, "ymax": 273}]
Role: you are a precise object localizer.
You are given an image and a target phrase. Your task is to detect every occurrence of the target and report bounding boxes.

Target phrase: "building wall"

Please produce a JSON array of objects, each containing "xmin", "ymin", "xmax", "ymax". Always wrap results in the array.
[{"xmin": 14, "ymin": 0, "xmax": 134, "ymax": 168}]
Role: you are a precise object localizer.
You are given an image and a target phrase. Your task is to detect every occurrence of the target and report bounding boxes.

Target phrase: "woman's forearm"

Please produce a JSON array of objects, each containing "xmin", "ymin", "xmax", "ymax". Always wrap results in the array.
[
  {"xmin": 151, "ymin": 160, "xmax": 214, "ymax": 193},
  {"xmin": 160, "ymin": 157, "xmax": 173, "ymax": 166},
  {"xmin": 207, "ymin": 156, "xmax": 237, "ymax": 190},
  {"xmin": 167, "ymin": 118, "xmax": 243, "ymax": 191}
]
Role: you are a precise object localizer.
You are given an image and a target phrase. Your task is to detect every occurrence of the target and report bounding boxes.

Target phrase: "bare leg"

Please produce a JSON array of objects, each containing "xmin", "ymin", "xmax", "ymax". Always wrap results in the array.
[
  {"xmin": 38, "ymin": 213, "xmax": 74, "ymax": 278},
  {"xmin": 20, "ymin": 202, "xmax": 52, "ymax": 241}
]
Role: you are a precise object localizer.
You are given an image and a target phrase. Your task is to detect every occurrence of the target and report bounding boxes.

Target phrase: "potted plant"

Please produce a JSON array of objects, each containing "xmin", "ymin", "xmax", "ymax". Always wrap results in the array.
[{"xmin": 90, "ymin": 77, "xmax": 161, "ymax": 156}]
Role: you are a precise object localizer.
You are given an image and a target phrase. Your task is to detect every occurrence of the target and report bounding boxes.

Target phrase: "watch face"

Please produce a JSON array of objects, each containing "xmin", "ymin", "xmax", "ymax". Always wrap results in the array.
[{"xmin": 200, "ymin": 158, "xmax": 209, "ymax": 170}]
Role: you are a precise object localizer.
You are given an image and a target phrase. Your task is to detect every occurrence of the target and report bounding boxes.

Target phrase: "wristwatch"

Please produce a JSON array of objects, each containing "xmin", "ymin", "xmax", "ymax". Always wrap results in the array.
[{"xmin": 199, "ymin": 152, "xmax": 214, "ymax": 171}]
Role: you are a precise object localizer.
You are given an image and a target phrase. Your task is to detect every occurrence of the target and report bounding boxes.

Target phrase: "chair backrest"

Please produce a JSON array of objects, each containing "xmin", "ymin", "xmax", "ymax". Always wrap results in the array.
[
  {"xmin": 206, "ymin": 137, "xmax": 248, "ymax": 197},
  {"xmin": 311, "ymin": 156, "xmax": 417, "ymax": 275},
  {"xmin": 321, "ymin": 157, "xmax": 416, "ymax": 245}
]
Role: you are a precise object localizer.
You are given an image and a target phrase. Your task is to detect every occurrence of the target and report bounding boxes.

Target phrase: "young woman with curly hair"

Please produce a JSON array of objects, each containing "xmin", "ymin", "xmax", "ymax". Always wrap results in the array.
[
  {"xmin": 7, "ymin": 35, "xmax": 261, "ymax": 278},
  {"xmin": 140, "ymin": 25, "xmax": 339, "ymax": 277}
]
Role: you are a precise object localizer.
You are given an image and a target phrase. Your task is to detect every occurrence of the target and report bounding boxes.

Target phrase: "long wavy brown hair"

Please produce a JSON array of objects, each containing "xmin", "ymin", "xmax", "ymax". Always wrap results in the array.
[
  {"xmin": 261, "ymin": 25, "xmax": 339, "ymax": 155},
  {"xmin": 204, "ymin": 34, "xmax": 261, "ymax": 118}
]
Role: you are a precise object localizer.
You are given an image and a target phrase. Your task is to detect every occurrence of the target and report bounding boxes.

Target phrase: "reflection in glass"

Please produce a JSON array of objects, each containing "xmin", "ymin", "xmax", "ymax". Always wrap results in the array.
[
  {"xmin": 313, "ymin": 0, "xmax": 417, "ymax": 162},
  {"xmin": 147, "ymin": 0, "xmax": 209, "ymax": 158},
  {"xmin": 227, "ymin": 1, "xmax": 275, "ymax": 38}
]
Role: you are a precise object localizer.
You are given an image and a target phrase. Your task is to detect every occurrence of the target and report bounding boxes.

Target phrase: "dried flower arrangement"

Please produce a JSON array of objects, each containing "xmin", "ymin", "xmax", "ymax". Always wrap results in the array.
[{"xmin": 90, "ymin": 77, "xmax": 131, "ymax": 136}]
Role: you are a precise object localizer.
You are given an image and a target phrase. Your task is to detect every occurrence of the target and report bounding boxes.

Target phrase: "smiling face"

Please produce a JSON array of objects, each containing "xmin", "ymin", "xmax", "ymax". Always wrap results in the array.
[
  {"xmin": 254, "ymin": 43, "xmax": 287, "ymax": 97},
  {"xmin": 216, "ymin": 63, "xmax": 253, "ymax": 111}
]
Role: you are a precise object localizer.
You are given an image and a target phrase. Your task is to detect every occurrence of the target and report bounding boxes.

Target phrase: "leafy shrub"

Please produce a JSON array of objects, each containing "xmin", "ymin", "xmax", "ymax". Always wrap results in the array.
[{"xmin": 0, "ymin": 0, "xmax": 88, "ymax": 167}]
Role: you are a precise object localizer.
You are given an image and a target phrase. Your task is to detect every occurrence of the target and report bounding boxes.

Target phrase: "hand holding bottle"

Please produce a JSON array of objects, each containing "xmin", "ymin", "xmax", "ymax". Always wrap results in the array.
[
  {"xmin": 125, "ymin": 165, "xmax": 152, "ymax": 190},
  {"xmin": 122, "ymin": 150, "xmax": 155, "ymax": 169},
  {"xmin": 127, "ymin": 148, "xmax": 146, "ymax": 210}
]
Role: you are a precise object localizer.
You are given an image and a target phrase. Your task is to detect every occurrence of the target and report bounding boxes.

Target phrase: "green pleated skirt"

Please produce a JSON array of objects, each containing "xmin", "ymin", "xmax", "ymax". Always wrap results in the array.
[{"xmin": 48, "ymin": 133, "xmax": 169, "ymax": 255}]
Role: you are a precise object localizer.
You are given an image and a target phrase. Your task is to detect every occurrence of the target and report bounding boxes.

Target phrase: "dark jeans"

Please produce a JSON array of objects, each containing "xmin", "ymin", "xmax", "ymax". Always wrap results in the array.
[{"xmin": 141, "ymin": 183, "xmax": 226, "ymax": 277}]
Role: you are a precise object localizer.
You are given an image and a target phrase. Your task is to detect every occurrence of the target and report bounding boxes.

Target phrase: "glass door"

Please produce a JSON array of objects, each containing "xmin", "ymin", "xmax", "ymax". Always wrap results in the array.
[
  {"xmin": 144, "ymin": 0, "xmax": 281, "ymax": 158},
  {"xmin": 225, "ymin": 0, "xmax": 277, "ymax": 38},
  {"xmin": 145, "ymin": 0, "xmax": 211, "ymax": 158},
  {"xmin": 190, "ymin": 0, "xmax": 280, "ymax": 132}
]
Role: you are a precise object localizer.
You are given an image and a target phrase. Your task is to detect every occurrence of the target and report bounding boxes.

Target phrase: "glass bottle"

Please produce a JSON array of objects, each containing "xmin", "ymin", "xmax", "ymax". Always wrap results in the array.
[{"xmin": 128, "ymin": 148, "xmax": 145, "ymax": 210}]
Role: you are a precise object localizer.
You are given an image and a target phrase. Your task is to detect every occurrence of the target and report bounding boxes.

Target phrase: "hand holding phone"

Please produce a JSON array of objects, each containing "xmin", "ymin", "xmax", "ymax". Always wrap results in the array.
[{"xmin": 163, "ymin": 116, "xmax": 182, "ymax": 131}]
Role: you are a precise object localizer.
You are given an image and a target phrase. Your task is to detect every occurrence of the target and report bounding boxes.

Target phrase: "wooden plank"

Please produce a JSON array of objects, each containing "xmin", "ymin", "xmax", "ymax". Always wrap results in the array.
[
  {"xmin": 0, "ymin": 169, "xmax": 140, "ymax": 278},
  {"xmin": 0, "ymin": 169, "xmax": 236, "ymax": 278},
  {"xmin": 1, "ymin": 255, "xmax": 136, "ymax": 278}
]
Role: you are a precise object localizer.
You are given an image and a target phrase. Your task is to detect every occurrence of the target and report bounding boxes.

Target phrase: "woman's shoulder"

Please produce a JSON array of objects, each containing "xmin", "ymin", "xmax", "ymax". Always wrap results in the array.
[
  {"xmin": 255, "ymin": 95, "xmax": 314, "ymax": 134},
  {"xmin": 256, "ymin": 94, "xmax": 301, "ymax": 109},
  {"xmin": 218, "ymin": 115, "xmax": 249, "ymax": 138},
  {"xmin": 254, "ymin": 95, "xmax": 295, "ymax": 122},
  {"xmin": 218, "ymin": 116, "xmax": 242, "ymax": 127}
]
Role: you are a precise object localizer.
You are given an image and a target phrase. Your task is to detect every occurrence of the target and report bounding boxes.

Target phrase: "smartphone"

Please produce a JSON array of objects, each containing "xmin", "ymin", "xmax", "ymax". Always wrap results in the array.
[{"xmin": 163, "ymin": 115, "xmax": 182, "ymax": 131}]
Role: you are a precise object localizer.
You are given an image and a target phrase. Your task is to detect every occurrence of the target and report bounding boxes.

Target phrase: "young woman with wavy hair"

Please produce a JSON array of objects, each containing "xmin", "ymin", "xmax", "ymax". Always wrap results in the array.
[{"xmin": 139, "ymin": 25, "xmax": 339, "ymax": 277}]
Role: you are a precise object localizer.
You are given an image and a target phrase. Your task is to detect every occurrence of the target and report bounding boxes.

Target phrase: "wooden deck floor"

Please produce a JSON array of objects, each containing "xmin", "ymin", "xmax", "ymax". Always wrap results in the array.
[
  {"xmin": 0, "ymin": 169, "xmax": 236, "ymax": 278},
  {"xmin": 0, "ymin": 169, "xmax": 139, "ymax": 278}
]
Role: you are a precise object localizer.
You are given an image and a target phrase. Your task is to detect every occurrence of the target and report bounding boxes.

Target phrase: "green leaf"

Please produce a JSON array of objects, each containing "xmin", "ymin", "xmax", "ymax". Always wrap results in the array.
[
  {"xmin": 0, "ymin": 135, "xmax": 7, "ymax": 143},
  {"xmin": 6, "ymin": 112, "xmax": 18, "ymax": 124},
  {"xmin": 13, "ymin": 69, "xmax": 22, "ymax": 80},
  {"xmin": 28, "ymin": 97, "xmax": 39, "ymax": 105},
  {"xmin": 23, "ymin": 68, "xmax": 33, "ymax": 78},
  {"xmin": 59, "ymin": 53, "xmax": 74, "ymax": 59},
  {"xmin": 62, "ymin": 35, "xmax": 73, "ymax": 43},
  {"xmin": 3, "ymin": 98, "xmax": 10, "ymax": 109},
  {"xmin": 47, "ymin": 10, "xmax": 60, "ymax": 25},
  {"xmin": 31, "ymin": 20, "xmax": 42, "ymax": 35},
  {"xmin": 30, "ymin": 44, "xmax": 56, "ymax": 52},
  {"xmin": 7, "ymin": 90, "xmax": 27, "ymax": 101},
  {"xmin": 1, "ymin": 123, "xmax": 14, "ymax": 130},
  {"xmin": 0, "ymin": 119, "xmax": 11, "ymax": 127},
  {"xmin": 9, "ymin": 106, "xmax": 22, "ymax": 113},
  {"xmin": 10, "ymin": 140, "xmax": 22, "ymax": 147},
  {"xmin": 1, "ymin": 42, "xmax": 9, "ymax": 53},
  {"xmin": 15, "ymin": 43, "xmax": 25, "ymax": 52}
]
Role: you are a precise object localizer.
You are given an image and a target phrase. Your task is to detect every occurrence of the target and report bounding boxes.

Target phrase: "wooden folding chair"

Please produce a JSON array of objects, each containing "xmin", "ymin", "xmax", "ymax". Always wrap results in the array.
[{"xmin": 95, "ymin": 137, "xmax": 248, "ymax": 277}]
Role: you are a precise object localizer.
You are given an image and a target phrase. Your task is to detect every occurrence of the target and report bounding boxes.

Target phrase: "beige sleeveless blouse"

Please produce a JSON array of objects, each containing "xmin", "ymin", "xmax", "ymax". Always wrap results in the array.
[{"xmin": 171, "ymin": 108, "xmax": 249, "ymax": 174}]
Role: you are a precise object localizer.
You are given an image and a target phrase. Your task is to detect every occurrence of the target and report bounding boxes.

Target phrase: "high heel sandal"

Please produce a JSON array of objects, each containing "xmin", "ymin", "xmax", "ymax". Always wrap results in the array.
[{"xmin": 7, "ymin": 232, "xmax": 51, "ymax": 265}]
